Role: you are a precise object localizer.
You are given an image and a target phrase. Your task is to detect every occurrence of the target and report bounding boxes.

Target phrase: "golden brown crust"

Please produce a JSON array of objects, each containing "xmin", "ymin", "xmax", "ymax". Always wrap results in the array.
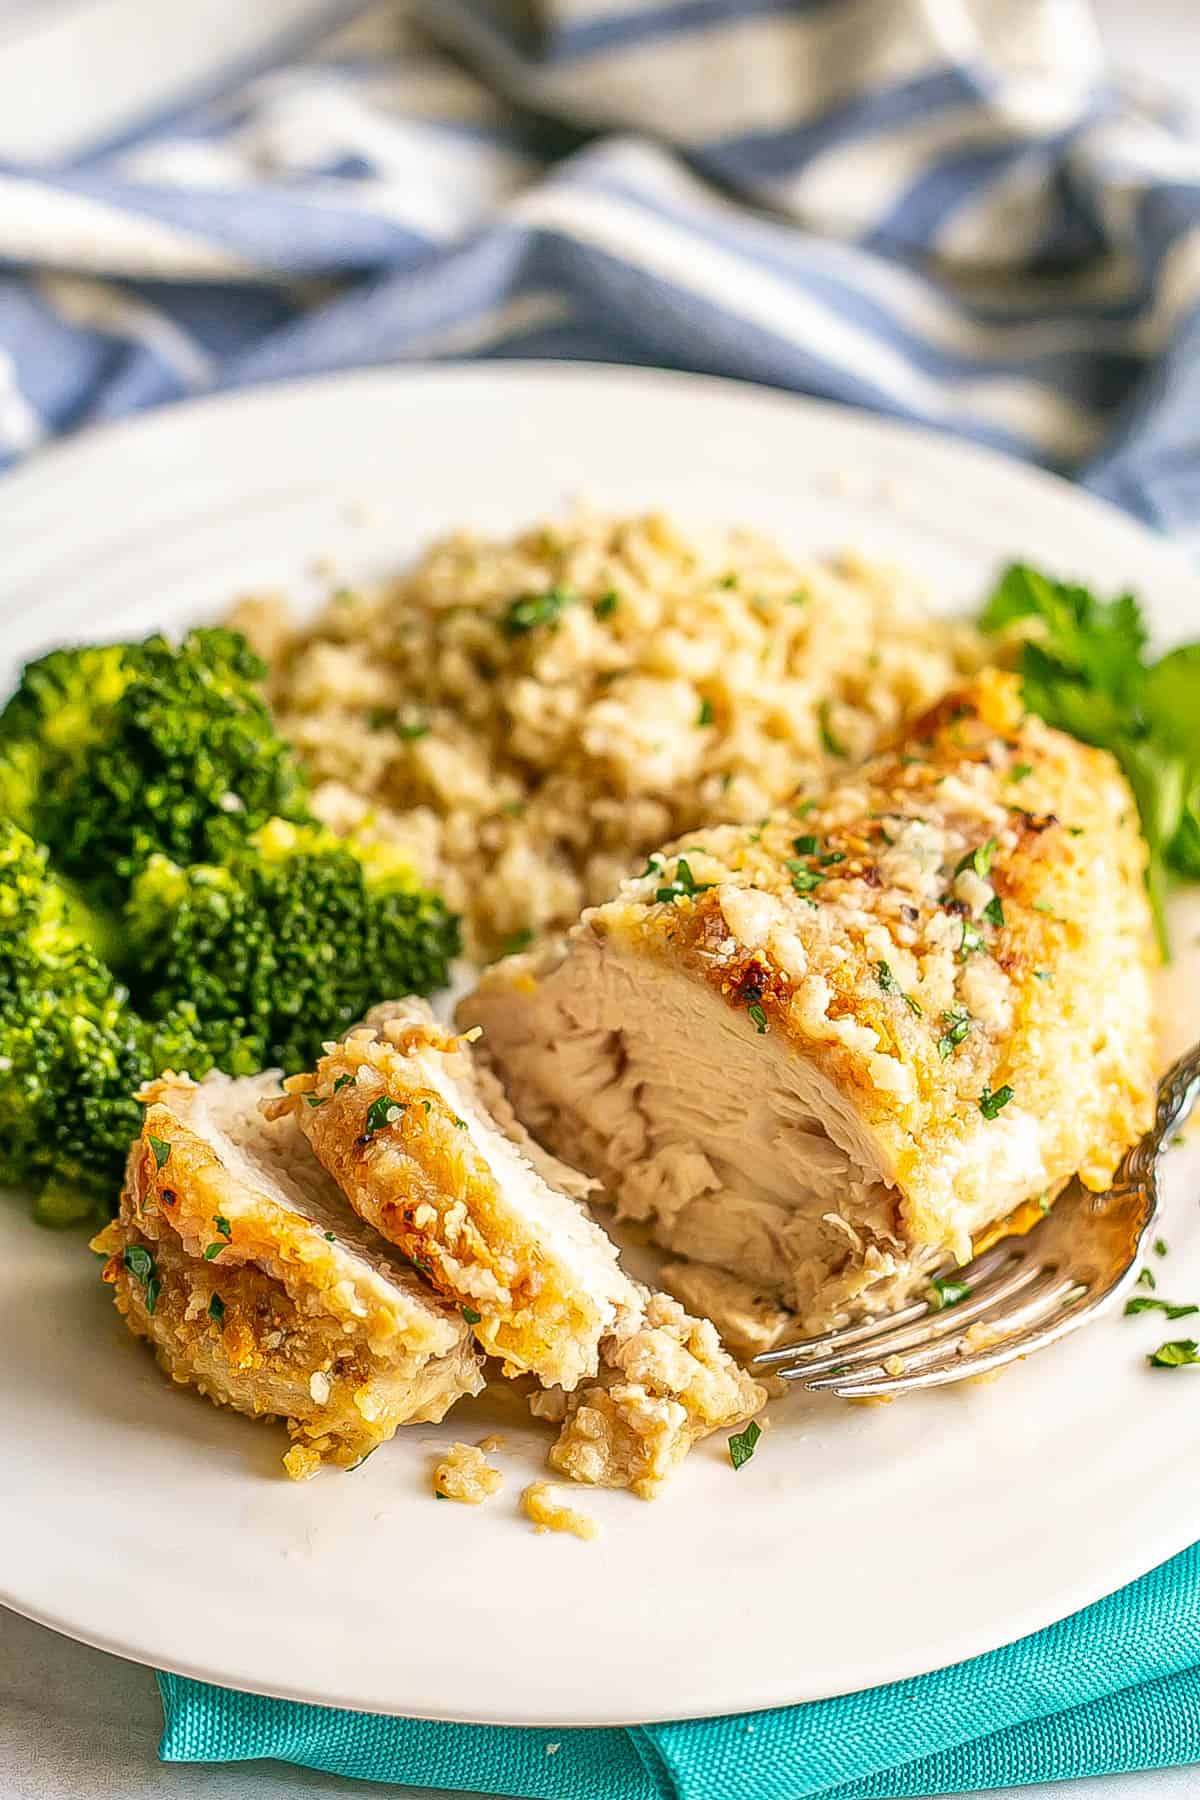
[
  {"xmin": 284, "ymin": 1008, "xmax": 637, "ymax": 1389},
  {"xmin": 95, "ymin": 1082, "xmax": 481, "ymax": 1471}
]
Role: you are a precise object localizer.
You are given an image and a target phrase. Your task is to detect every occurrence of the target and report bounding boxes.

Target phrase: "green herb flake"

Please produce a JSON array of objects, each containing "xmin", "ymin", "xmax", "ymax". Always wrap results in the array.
[
  {"xmin": 213, "ymin": 1214, "xmax": 232, "ymax": 1240},
  {"xmin": 208, "ymin": 1293, "xmax": 225, "ymax": 1324},
  {"xmin": 876, "ymin": 961, "xmax": 921, "ymax": 1015},
  {"xmin": 1138, "ymin": 1267, "xmax": 1157, "ymax": 1291},
  {"xmin": 453, "ymin": 1117, "xmax": 468, "ymax": 1130},
  {"xmin": 1125, "ymin": 1297, "xmax": 1199, "ymax": 1321},
  {"xmin": 792, "ymin": 834, "xmax": 819, "ymax": 857},
  {"xmin": 930, "ymin": 1275, "xmax": 972, "ymax": 1310},
  {"xmin": 789, "ymin": 865, "xmax": 825, "ymax": 895},
  {"xmin": 717, "ymin": 573, "xmax": 738, "ymax": 590},
  {"xmin": 305, "ymin": 1094, "xmax": 325, "ymax": 1109},
  {"xmin": 697, "ymin": 698, "xmax": 715, "ymax": 728},
  {"xmin": 955, "ymin": 837, "xmax": 997, "ymax": 880},
  {"xmin": 501, "ymin": 929, "xmax": 535, "ymax": 957},
  {"xmin": 593, "ymin": 590, "xmax": 619, "ymax": 619},
  {"xmin": 500, "ymin": 585, "xmax": 576, "ymax": 638},
  {"xmin": 203, "ymin": 1243, "xmax": 225, "ymax": 1261},
  {"xmin": 395, "ymin": 717, "xmax": 431, "ymax": 741},
  {"xmin": 123, "ymin": 1245, "xmax": 155, "ymax": 1286},
  {"xmin": 461, "ymin": 1306, "xmax": 482, "ymax": 1325},
  {"xmin": 958, "ymin": 919, "xmax": 986, "ymax": 961},
  {"xmin": 983, "ymin": 893, "xmax": 1005, "ymax": 928},
  {"xmin": 364, "ymin": 1096, "xmax": 404, "ymax": 1137},
  {"xmin": 1008, "ymin": 762, "xmax": 1034, "ymax": 783},
  {"xmin": 787, "ymin": 589, "xmax": 810, "ymax": 607},
  {"xmin": 1149, "ymin": 1339, "xmax": 1200, "ymax": 1368},
  {"xmin": 979, "ymin": 1083, "xmax": 1015, "ymax": 1121},
  {"xmin": 148, "ymin": 1134, "xmax": 171, "ymax": 1170},
  {"xmin": 747, "ymin": 1001, "xmax": 768, "ymax": 1035},
  {"xmin": 333, "ymin": 1074, "xmax": 354, "ymax": 1093},
  {"xmin": 793, "ymin": 799, "xmax": 816, "ymax": 818},
  {"xmin": 655, "ymin": 857, "xmax": 714, "ymax": 906},
  {"xmin": 818, "ymin": 700, "xmax": 847, "ymax": 758},
  {"xmin": 324, "ymin": 1231, "xmax": 336, "ymax": 1241},
  {"xmin": 728, "ymin": 1418, "xmax": 762, "ymax": 1471},
  {"xmin": 937, "ymin": 1007, "xmax": 972, "ymax": 1059},
  {"xmin": 1155, "ymin": 1238, "xmax": 1170, "ymax": 1257}
]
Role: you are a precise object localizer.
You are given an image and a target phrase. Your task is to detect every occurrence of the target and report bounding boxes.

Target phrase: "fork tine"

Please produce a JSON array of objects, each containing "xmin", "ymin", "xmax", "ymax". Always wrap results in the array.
[
  {"xmin": 807, "ymin": 1276, "xmax": 1088, "ymax": 1395},
  {"xmin": 771, "ymin": 1256, "xmax": 1055, "ymax": 1380},
  {"xmin": 752, "ymin": 1243, "xmax": 1020, "ymax": 1369}
]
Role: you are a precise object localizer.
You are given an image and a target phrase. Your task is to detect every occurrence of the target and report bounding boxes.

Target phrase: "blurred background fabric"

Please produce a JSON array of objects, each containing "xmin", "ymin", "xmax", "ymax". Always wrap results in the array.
[{"xmin": 1, "ymin": 0, "xmax": 1199, "ymax": 538}]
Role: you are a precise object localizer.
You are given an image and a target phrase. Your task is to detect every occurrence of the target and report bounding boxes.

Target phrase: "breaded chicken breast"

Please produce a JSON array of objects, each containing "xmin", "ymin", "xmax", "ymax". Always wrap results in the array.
[
  {"xmin": 460, "ymin": 672, "xmax": 1158, "ymax": 1333},
  {"xmin": 93, "ymin": 1072, "xmax": 482, "ymax": 1477},
  {"xmin": 285, "ymin": 1002, "xmax": 765, "ymax": 1489},
  {"xmin": 284, "ymin": 1002, "xmax": 641, "ymax": 1390}
]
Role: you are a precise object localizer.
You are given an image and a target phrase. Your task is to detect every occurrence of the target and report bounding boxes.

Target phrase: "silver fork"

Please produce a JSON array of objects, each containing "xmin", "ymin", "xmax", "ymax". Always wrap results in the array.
[{"xmin": 752, "ymin": 1043, "xmax": 1200, "ymax": 1399}]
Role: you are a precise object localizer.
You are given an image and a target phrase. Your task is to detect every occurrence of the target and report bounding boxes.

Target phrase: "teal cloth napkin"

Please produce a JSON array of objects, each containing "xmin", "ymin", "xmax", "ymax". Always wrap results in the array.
[{"xmin": 159, "ymin": 1541, "xmax": 1200, "ymax": 1797}]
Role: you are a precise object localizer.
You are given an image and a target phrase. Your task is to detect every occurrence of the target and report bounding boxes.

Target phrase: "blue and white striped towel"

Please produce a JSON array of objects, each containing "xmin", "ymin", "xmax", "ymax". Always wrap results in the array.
[{"xmin": 1, "ymin": 0, "xmax": 1199, "ymax": 540}]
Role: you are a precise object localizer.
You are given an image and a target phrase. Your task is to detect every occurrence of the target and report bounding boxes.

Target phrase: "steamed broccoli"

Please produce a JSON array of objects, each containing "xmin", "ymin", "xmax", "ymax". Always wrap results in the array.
[
  {"xmin": 0, "ymin": 821, "xmax": 216, "ymax": 1222},
  {"xmin": 126, "ymin": 818, "xmax": 461, "ymax": 1074},
  {"xmin": 0, "ymin": 629, "xmax": 308, "ymax": 903}
]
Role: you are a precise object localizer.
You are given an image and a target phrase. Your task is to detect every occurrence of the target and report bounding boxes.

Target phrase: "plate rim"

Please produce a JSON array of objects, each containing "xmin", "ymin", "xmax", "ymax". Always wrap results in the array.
[{"xmin": 1, "ymin": 358, "xmax": 1197, "ymax": 1728}]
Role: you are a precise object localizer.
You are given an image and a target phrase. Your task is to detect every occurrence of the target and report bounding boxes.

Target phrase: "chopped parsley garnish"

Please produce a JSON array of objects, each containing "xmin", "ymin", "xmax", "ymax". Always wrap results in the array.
[
  {"xmin": 793, "ymin": 799, "xmax": 815, "ymax": 817},
  {"xmin": 123, "ymin": 1245, "xmax": 153, "ymax": 1284},
  {"xmin": 208, "ymin": 1293, "xmax": 225, "ymax": 1324},
  {"xmin": 305, "ymin": 1094, "xmax": 325, "ymax": 1108},
  {"xmin": 641, "ymin": 853, "xmax": 666, "ymax": 878},
  {"xmin": 324, "ymin": 1231, "xmax": 336, "ymax": 1241},
  {"xmin": 213, "ymin": 1214, "xmax": 232, "ymax": 1240},
  {"xmin": 787, "ymin": 589, "xmax": 810, "ymax": 607},
  {"xmin": 1137, "ymin": 1267, "xmax": 1157, "ymax": 1291},
  {"xmin": 788, "ymin": 864, "xmax": 825, "ymax": 895},
  {"xmin": 148, "ymin": 1134, "xmax": 171, "ymax": 1170},
  {"xmin": 1155, "ymin": 1238, "xmax": 1170, "ymax": 1257},
  {"xmin": 593, "ymin": 590, "xmax": 619, "ymax": 619},
  {"xmin": 876, "ymin": 961, "xmax": 921, "ymax": 1015},
  {"xmin": 929, "ymin": 1275, "xmax": 972, "ymax": 1309},
  {"xmin": 1125, "ymin": 1297, "xmax": 1199, "ymax": 1320},
  {"xmin": 717, "ymin": 573, "xmax": 738, "ymax": 589},
  {"xmin": 1008, "ymin": 762, "xmax": 1033, "ymax": 783},
  {"xmin": 983, "ymin": 893, "xmax": 1005, "ymax": 928},
  {"xmin": 333, "ymin": 1074, "xmax": 354, "ymax": 1093},
  {"xmin": 938, "ymin": 1007, "xmax": 972, "ymax": 1059},
  {"xmin": 655, "ymin": 857, "xmax": 713, "ymax": 905},
  {"xmin": 747, "ymin": 1001, "xmax": 768, "ymax": 1035},
  {"xmin": 818, "ymin": 700, "xmax": 846, "ymax": 758},
  {"xmin": 203, "ymin": 1243, "xmax": 225, "ymax": 1261},
  {"xmin": 123, "ymin": 1245, "xmax": 160, "ymax": 1314},
  {"xmin": 792, "ymin": 834, "xmax": 819, "ymax": 857},
  {"xmin": 395, "ymin": 717, "xmax": 431, "ymax": 741},
  {"xmin": 1148, "ymin": 1339, "xmax": 1200, "ymax": 1368},
  {"xmin": 978, "ymin": 1083, "xmax": 1015, "ymax": 1120},
  {"xmin": 697, "ymin": 698, "xmax": 714, "ymax": 727},
  {"xmin": 958, "ymin": 919, "xmax": 986, "ymax": 960},
  {"xmin": 453, "ymin": 1117, "xmax": 468, "ymax": 1130},
  {"xmin": 500, "ymin": 585, "xmax": 576, "ymax": 638},
  {"xmin": 955, "ymin": 838, "xmax": 997, "ymax": 880},
  {"xmin": 461, "ymin": 1306, "xmax": 482, "ymax": 1325},
  {"xmin": 369, "ymin": 708, "xmax": 429, "ymax": 738},
  {"xmin": 728, "ymin": 1418, "xmax": 762, "ymax": 1471},
  {"xmin": 501, "ymin": 929, "xmax": 534, "ymax": 956},
  {"xmin": 1037, "ymin": 1193, "xmax": 1052, "ymax": 1214},
  {"xmin": 364, "ymin": 1096, "xmax": 404, "ymax": 1136}
]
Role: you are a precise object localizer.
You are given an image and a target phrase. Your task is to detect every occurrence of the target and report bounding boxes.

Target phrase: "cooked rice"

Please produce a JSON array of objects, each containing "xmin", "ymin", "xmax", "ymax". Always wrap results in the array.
[{"xmin": 230, "ymin": 512, "xmax": 984, "ymax": 956}]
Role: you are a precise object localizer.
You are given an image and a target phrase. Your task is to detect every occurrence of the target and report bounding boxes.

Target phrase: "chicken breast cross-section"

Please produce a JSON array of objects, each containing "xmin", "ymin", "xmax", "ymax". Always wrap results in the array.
[
  {"xmin": 285, "ymin": 1001, "xmax": 642, "ymax": 1390},
  {"xmin": 93, "ymin": 1072, "xmax": 482, "ymax": 1476},
  {"xmin": 460, "ymin": 671, "xmax": 1158, "ymax": 1334}
]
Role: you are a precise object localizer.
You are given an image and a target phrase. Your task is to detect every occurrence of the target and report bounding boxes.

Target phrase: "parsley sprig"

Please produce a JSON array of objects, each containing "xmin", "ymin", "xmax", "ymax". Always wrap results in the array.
[{"xmin": 980, "ymin": 563, "xmax": 1200, "ymax": 953}]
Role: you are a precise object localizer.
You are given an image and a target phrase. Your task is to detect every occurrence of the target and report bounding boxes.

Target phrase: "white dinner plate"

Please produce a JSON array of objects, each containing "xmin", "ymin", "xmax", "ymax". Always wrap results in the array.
[{"xmin": 2, "ymin": 363, "xmax": 1199, "ymax": 1729}]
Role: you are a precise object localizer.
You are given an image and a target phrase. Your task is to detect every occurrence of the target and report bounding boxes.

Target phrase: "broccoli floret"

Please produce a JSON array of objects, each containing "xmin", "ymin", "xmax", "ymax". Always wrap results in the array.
[
  {"xmin": 127, "ymin": 819, "xmax": 460, "ymax": 1075},
  {"xmin": 0, "ymin": 629, "xmax": 308, "ymax": 903},
  {"xmin": 0, "ymin": 821, "xmax": 215, "ymax": 1221}
]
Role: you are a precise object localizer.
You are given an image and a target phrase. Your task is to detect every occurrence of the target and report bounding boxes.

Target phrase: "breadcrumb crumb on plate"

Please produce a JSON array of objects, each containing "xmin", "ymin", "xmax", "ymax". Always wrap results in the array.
[
  {"xmin": 433, "ymin": 1442, "xmax": 503, "ymax": 1505},
  {"xmin": 521, "ymin": 1482, "xmax": 599, "ymax": 1541}
]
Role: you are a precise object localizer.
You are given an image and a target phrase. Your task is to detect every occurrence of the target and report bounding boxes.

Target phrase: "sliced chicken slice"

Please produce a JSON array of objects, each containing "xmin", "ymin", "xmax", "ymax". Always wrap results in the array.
[
  {"xmin": 532, "ymin": 1292, "xmax": 766, "ymax": 1498},
  {"xmin": 93, "ymin": 1072, "xmax": 482, "ymax": 1477},
  {"xmin": 284, "ymin": 1001, "xmax": 642, "ymax": 1391},
  {"xmin": 460, "ymin": 672, "xmax": 1158, "ymax": 1334}
]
